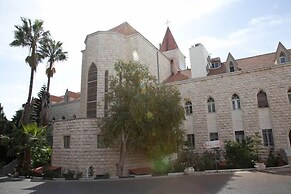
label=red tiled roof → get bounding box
[160,27,179,52]
[164,70,190,83]
[50,95,63,103]
[207,63,226,76]
[109,22,139,36]
[67,91,81,99]
[207,49,291,76]
[236,52,275,70]
[50,90,80,104]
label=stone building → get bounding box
[51,22,291,176]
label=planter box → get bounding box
[254,163,266,171]
[184,167,195,175]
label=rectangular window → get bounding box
[187,134,195,149]
[64,136,70,149]
[235,131,245,143]
[210,132,218,141]
[97,135,107,148]
[279,57,286,64]
[262,129,274,147]
[288,92,291,104]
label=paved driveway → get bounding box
[0,171,291,194]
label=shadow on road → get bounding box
[22,173,240,194]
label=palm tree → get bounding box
[39,38,67,94]
[10,17,49,124]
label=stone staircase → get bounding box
[0,159,18,176]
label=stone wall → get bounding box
[80,31,172,118]
[50,100,80,121]
[51,118,151,177]
[172,63,291,156]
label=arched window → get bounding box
[87,63,97,118]
[288,88,291,104]
[185,101,193,115]
[207,97,216,113]
[229,61,235,72]
[257,90,269,108]
[279,52,286,64]
[62,116,66,120]
[232,94,241,110]
[105,70,109,92]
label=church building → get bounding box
[50,22,291,176]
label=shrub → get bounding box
[266,148,288,167]
[224,138,256,169]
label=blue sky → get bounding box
[0,0,291,119]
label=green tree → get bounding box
[10,17,50,124]
[39,38,68,94]
[39,38,67,126]
[0,103,12,167]
[224,137,257,168]
[99,61,185,176]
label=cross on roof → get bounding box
[165,20,171,27]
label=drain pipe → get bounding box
[156,51,160,84]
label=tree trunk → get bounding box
[21,67,35,125]
[21,103,31,125]
[116,130,128,177]
[27,66,34,104]
[47,74,51,94]
[22,147,31,175]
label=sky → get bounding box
[0,0,291,120]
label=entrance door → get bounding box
[289,130,291,146]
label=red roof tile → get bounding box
[50,95,63,103]
[207,49,291,76]
[160,27,179,52]
[164,70,190,83]
[108,22,139,36]
[67,91,81,99]
[207,63,226,76]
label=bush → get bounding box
[63,169,82,180]
[224,138,256,169]
[169,149,219,172]
[266,148,288,167]
[153,157,171,175]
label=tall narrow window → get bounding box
[105,70,109,92]
[232,94,241,110]
[64,136,70,149]
[257,90,269,108]
[279,52,286,64]
[229,61,235,72]
[262,129,274,147]
[187,134,195,149]
[104,70,109,117]
[87,63,97,118]
[207,97,216,113]
[235,131,245,143]
[104,94,109,117]
[185,101,193,115]
[288,88,291,104]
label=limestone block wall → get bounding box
[51,118,151,177]
[50,100,80,121]
[80,31,172,118]
[126,34,172,82]
[171,63,291,154]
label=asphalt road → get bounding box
[1,171,291,194]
